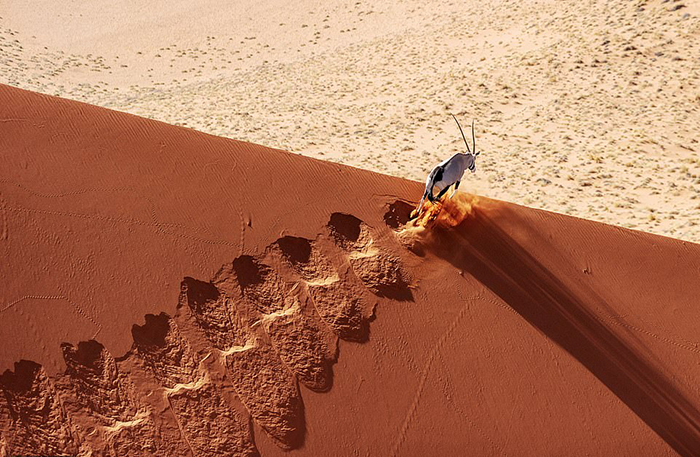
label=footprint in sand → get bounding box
[273,235,372,342]
[0,211,413,455]
[257,293,338,392]
[131,313,257,457]
[327,212,412,301]
[223,337,305,450]
[180,275,306,450]
[179,277,249,351]
[225,253,338,394]
[59,340,171,456]
[0,360,83,456]
[230,255,296,315]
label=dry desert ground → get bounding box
[3,1,700,456]
[2,0,699,240]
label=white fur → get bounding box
[414,116,480,217]
[415,153,476,214]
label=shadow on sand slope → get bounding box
[423,204,700,457]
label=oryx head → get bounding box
[451,114,480,172]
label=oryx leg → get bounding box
[435,183,452,201]
[412,187,432,218]
[427,167,444,203]
[427,187,438,202]
[449,180,461,198]
[415,192,428,215]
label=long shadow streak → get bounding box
[429,209,700,456]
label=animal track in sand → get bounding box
[223,337,305,450]
[1,212,411,455]
[259,294,338,392]
[61,340,141,422]
[221,250,339,393]
[328,212,412,301]
[273,235,372,342]
[383,201,415,230]
[131,313,200,389]
[0,360,83,456]
[180,274,305,450]
[231,255,296,315]
[180,277,248,350]
[165,381,259,457]
[132,313,257,456]
[58,340,177,456]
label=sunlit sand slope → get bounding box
[2,85,700,455]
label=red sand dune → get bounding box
[2,83,700,456]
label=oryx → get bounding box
[412,115,481,217]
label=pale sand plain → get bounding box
[1,0,699,241]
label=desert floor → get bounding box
[2,0,699,241]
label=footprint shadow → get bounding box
[328,212,413,302]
